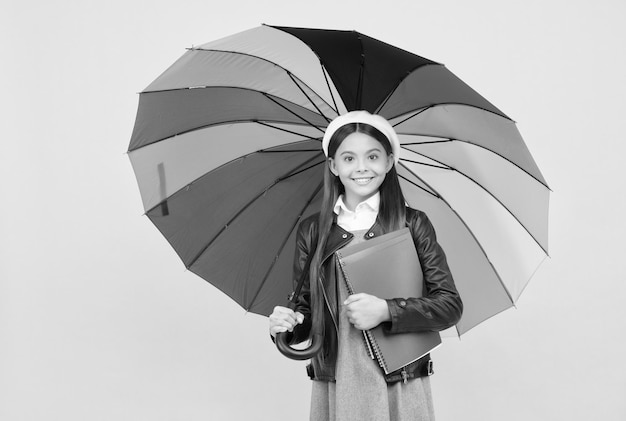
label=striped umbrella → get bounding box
[128,25,549,336]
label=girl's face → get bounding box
[329,132,394,210]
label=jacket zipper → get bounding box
[319,233,353,332]
[401,367,409,384]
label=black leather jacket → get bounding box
[289,207,463,383]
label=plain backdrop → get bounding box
[2,0,625,420]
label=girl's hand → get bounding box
[343,293,391,330]
[269,306,305,338]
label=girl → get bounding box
[269,111,463,421]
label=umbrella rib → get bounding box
[401,133,550,189]
[400,157,450,171]
[262,93,327,134]
[375,64,512,121]
[186,155,326,270]
[130,86,328,152]
[398,161,517,307]
[267,157,326,180]
[389,104,516,133]
[185,47,339,116]
[286,72,332,123]
[390,106,434,130]
[397,130,549,190]
[143,138,321,217]
[375,63,442,114]
[401,139,455,146]
[397,173,440,198]
[260,149,322,153]
[255,121,321,141]
[244,179,325,311]
[135,117,313,152]
[355,33,365,110]
[400,148,549,256]
[456,250,548,335]
[320,63,340,114]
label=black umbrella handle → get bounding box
[275,331,323,360]
[274,299,323,360]
[275,238,322,360]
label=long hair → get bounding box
[307,122,406,346]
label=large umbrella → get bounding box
[128,25,549,339]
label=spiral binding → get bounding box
[336,251,389,373]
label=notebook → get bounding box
[336,228,441,374]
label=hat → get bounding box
[321,111,401,164]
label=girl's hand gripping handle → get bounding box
[272,302,323,361]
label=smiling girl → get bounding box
[269,111,462,421]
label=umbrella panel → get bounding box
[400,160,547,306]
[144,48,338,121]
[397,170,513,334]
[129,88,328,151]
[190,173,324,315]
[378,64,506,119]
[129,122,324,212]
[147,141,325,315]
[401,140,549,252]
[392,106,547,187]
[273,26,436,113]
[197,25,347,115]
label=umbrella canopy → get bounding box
[128,25,549,336]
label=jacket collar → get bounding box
[322,217,385,263]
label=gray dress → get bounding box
[310,230,436,421]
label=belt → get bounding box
[385,357,435,384]
[306,356,434,384]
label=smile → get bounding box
[352,177,374,185]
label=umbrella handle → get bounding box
[276,247,322,360]
[275,331,323,360]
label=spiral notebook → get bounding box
[336,228,441,374]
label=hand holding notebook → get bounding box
[336,227,441,374]
[343,292,392,331]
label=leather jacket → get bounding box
[288,207,463,383]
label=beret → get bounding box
[322,111,400,164]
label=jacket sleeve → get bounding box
[384,209,463,334]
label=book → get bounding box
[336,228,441,374]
